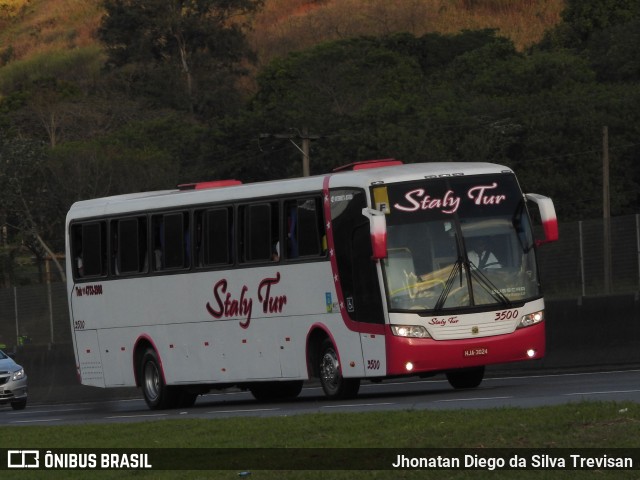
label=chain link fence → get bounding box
[538,214,640,298]
[0,283,70,350]
[0,214,638,350]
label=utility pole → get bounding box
[603,125,612,294]
[260,128,320,177]
[301,126,310,177]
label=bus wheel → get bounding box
[249,381,304,402]
[318,339,360,399]
[446,366,485,389]
[141,349,176,409]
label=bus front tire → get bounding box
[318,339,360,399]
[446,366,485,389]
[141,349,177,409]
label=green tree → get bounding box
[541,0,640,49]
[247,36,426,175]
[240,28,640,221]
[0,47,105,145]
[562,0,640,43]
[0,136,66,282]
[99,0,264,119]
[583,18,640,82]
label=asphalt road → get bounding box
[2,368,639,426]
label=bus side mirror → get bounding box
[362,208,387,260]
[525,193,558,245]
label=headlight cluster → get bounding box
[390,325,431,338]
[12,368,25,381]
[517,310,544,329]
[391,311,544,338]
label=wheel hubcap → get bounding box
[320,349,340,391]
[144,361,160,401]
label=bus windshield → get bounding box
[380,173,539,312]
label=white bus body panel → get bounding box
[359,332,387,377]
[69,261,366,387]
[74,330,105,387]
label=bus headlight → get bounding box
[390,325,431,338]
[517,310,544,329]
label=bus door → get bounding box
[69,221,109,387]
[330,188,387,377]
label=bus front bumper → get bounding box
[385,322,545,376]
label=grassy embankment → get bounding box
[1,401,639,479]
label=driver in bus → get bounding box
[467,237,501,270]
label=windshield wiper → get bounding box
[468,263,512,307]
[433,257,464,311]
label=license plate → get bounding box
[464,348,488,357]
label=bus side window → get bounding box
[113,217,147,275]
[71,225,83,277]
[71,222,106,278]
[240,203,277,263]
[284,197,323,259]
[195,207,232,267]
[152,212,189,270]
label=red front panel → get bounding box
[385,322,545,376]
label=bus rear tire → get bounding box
[141,349,177,409]
[318,339,360,399]
[249,381,304,402]
[446,366,485,389]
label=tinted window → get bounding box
[152,212,189,270]
[284,198,324,259]
[114,217,147,274]
[71,222,107,279]
[330,188,384,324]
[195,207,232,266]
[241,203,278,263]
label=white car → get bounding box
[0,349,27,410]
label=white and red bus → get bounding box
[65,160,558,409]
